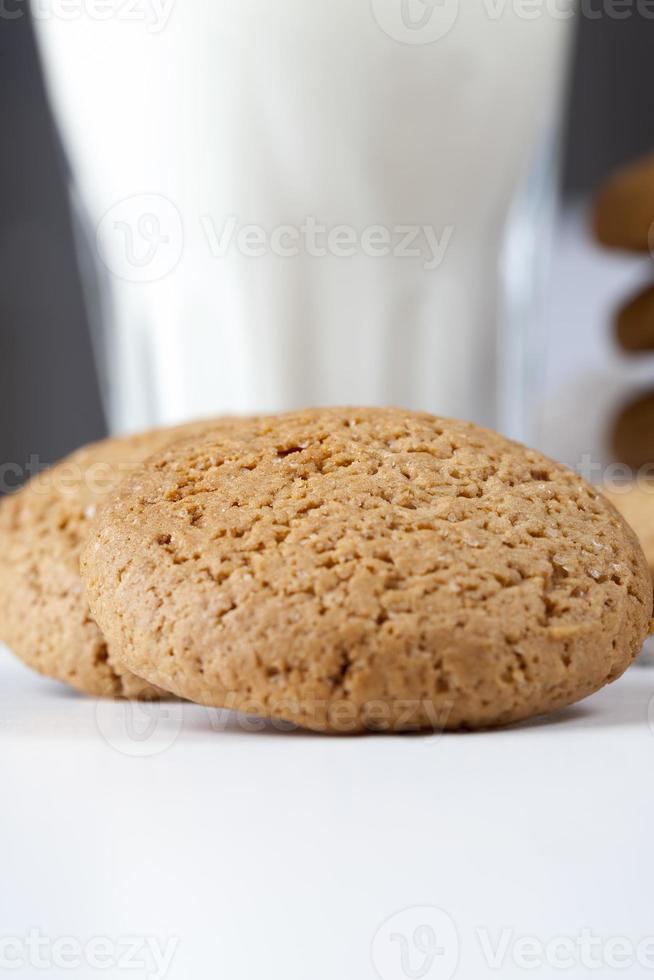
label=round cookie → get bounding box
[81,408,652,732]
[603,481,654,580]
[0,421,235,697]
[594,154,654,252]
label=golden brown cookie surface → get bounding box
[0,421,236,697]
[81,408,652,731]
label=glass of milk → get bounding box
[32,0,575,438]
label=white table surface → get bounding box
[2,645,654,980]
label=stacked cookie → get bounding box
[2,408,651,732]
[0,420,231,698]
[594,156,654,582]
[594,154,654,468]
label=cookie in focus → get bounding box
[81,408,653,731]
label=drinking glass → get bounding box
[32,0,575,440]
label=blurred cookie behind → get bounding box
[594,154,654,473]
[615,284,654,353]
[594,153,654,252]
[611,390,654,471]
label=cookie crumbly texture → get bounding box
[0,422,235,698]
[594,153,654,252]
[603,481,654,580]
[81,408,653,732]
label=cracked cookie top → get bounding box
[81,407,652,730]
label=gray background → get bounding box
[1,10,653,479]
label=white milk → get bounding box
[32,0,573,433]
